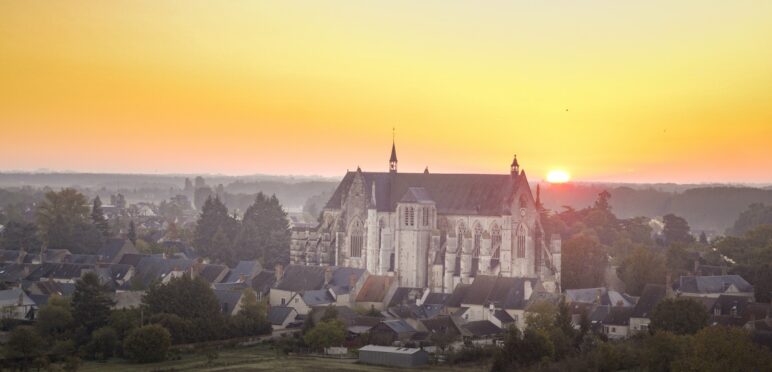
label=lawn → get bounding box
[79,345,485,371]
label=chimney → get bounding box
[524,280,533,300]
[324,266,333,286]
[595,288,602,304]
[275,264,284,283]
[239,274,247,283]
[17,291,23,306]
[489,303,495,313]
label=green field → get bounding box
[79,345,485,371]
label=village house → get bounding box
[629,284,667,334]
[676,275,754,299]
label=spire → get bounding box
[510,155,520,176]
[536,184,541,205]
[389,129,398,173]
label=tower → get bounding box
[510,155,520,176]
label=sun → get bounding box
[546,170,571,183]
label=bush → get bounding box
[123,324,172,363]
[83,326,118,360]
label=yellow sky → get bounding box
[1,1,771,182]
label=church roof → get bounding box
[325,171,525,216]
[399,187,433,203]
[390,142,398,162]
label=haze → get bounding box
[1,1,771,183]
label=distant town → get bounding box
[0,147,770,370]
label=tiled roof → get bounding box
[356,275,394,303]
[325,171,525,216]
[678,275,753,294]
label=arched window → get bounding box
[350,220,363,257]
[404,206,415,227]
[389,252,395,272]
[457,222,466,252]
[516,225,527,258]
[491,224,501,260]
[472,224,482,275]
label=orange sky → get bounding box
[1,1,771,183]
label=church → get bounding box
[290,142,561,294]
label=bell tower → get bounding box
[510,155,520,176]
[389,131,398,173]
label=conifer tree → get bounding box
[91,196,110,238]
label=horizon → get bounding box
[2,1,772,183]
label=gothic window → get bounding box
[404,206,416,227]
[389,253,395,272]
[409,207,415,226]
[473,224,482,257]
[350,220,363,257]
[404,207,409,226]
[422,207,430,226]
[457,222,466,252]
[517,225,526,258]
[491,224,501,260]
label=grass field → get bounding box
[79,345,486,371]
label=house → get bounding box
[355,275,396,311]
[213,289,245,316]
[0,249,28,264]
[602,307,633,339]
[191,261,229,284]
[250,270,277,301]
[677,275,754,299]
[222,260,262,284]
[420,315,462,342]
[447,275,539,330]
[269,265,365,314]
[0,288,36,320]
[629,284,667,334]
[130,256,194,288]
[0,263,32,287]
[358,345,429,368]
[267,306,299,330]
[369,319,417,346]
[24,249,72,264]
[565,287,636,307]
[460,320,506,344]
[97,239,139,264]
[25,263,93,283]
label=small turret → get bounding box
[389,141,398,173]
[510,155,520,176]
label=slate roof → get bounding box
[462,320,505,337]
[213,289,243,315]
[132,256,194,287]
[223,260,262,283]
[198,264,229,284]
[325,171,526,216]
[0,263,31,283]
[387,287,424,308]
[65,254,100,265]
[275,265,327,291]
[603,307,633,326]
[399,187,434,203]
[118,253,147,267]
[98,239,133,262]
[565,287,635,307]
[678,275,753,294]
[0,288,35,307]
[494,310,516,324]
[712,295,750,316]
[457,275,537,310]
[356,275,395,303]
[328,266,366,294]
[0,250,26,263]
[24,249,71,263]
[251,270,276,295]
[589,305,611,324]
[379,319,417,335]
[26,263,91,281]
[301,289,335,306]
[631,284,666,318]
[421,316,461,336]
[267,306,297,325]
[445,284,471,307]
[424,292,451,305]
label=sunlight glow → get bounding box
[547,170,571,183]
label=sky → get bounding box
[1,1,771,183]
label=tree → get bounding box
[143,274,224,342]
[561,235,608,290]
[0,220,42,252]
[71,272,114,342]
[193,196,237,263]
[234,193,290,267]
[594,190,612,212]
[640,331,688,372]
[35,295,74,340]
[227,289,271,338]
[127,220,137,245]
[91,196,110,238]
[618,246,666,296]
[84,326,118,360]
[492,327,555,371]
[303,319,346,352]
[730,203,772,236]
[662,214,695,245]
[650,297,708,335]
[123,325,171,363]
[4,326,44,368]
[675,326,772,372]
[37,189,103,253]
[525,300,557,333]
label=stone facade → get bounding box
[290,146,561,293]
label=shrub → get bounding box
[123,324,172,363]
[83,326,118,360]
